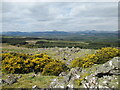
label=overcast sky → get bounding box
[2,2,118,32]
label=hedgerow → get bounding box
[71,47,119,68]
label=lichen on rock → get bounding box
[50,57,120,89]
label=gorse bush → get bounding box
[2,47,119,75]
[2,53,68,75]
[2,53,31,73]
[71,47,119,68]
[70,57,84,68]
[42,60,68,76]
[95,47,119,64]
[30,54,53,73]
[82,54,99,68]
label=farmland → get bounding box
[2,31,119,49]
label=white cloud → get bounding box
[2,2,118,32]
[2,0,119,2]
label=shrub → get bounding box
[70,57,84,68]
[82,54,98,68]
[70,54,98,68]
[2,53,52,73]
[2,52,68,75]
[2,56,25,73]
[95,47,119,64]
[30,57,53,73]
[71,47,119,68]
[2,53,32,73]
[42,60,68,76]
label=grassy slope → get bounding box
[1,44,96,88]
[2,43,95,61]
[2,73,57,88]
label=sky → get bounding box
[2,2,118,32]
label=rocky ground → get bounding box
[37,47,96,66]
[1,46,119,89]
[50,57,120,89]
[1,57,119,89]
[3,56,117,89]
[2,46,96,66]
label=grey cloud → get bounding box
[71,2,117,17]
[2,2,118,32]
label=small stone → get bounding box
[32,85,40,89]
[99,85,103,88]
[75,74,80,79]
[109,61,113,66]
[31,74,37,78]
[32,85,37,88]
[60,85,64,88]
[67,83,74,88]
[0,79,6,84]
[8,78,17,85]
[52,79,57,82]
[0,79,2,84]
[59,72,67,77]
[17,75,22,79]
[103,81,108,84]
[116,82,118,84]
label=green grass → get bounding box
[2,73,57,88]
[2,44,96,60]
[1,45,96,88]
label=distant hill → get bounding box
[2,31,69,36]
[1,30,119,49]
[2,30,117,37]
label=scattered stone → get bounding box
[31,74,37,78]
[59,72,67,77]
[0,79,6,84]
[2,75,22,85]
[50,57,120,89]
[17,75,22,79]
[32,85,40,90]
[8,78,17,85]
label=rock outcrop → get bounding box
[50,57,120,89]
[0,74,22,85]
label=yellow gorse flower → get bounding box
[2,52,68,75]
[71,47,119,68]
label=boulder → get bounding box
[50,67,82,88]
[81,57,120,89]
[50,57,120,89]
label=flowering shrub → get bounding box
[70,57,84,68]
[2,53,31,73]
[71,47,119,68]
[2,53,68,75]
[42,60,68,76]
[95,47,119,64]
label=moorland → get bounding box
[1,30,120,89]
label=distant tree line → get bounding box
[2,36,119,49]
